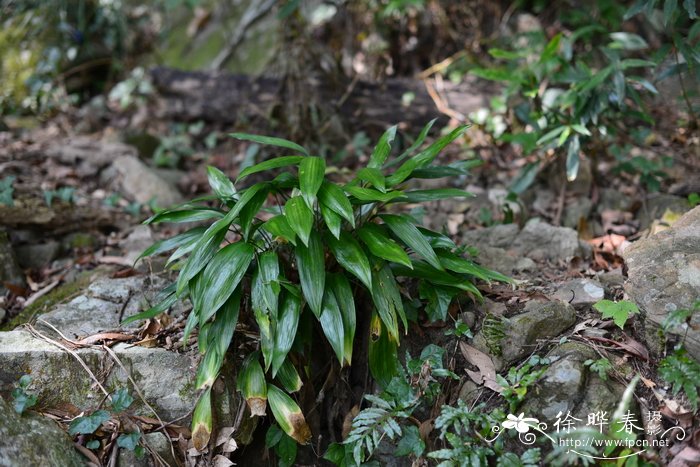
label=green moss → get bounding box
[2,272,93,330]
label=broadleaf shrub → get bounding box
[130,121,510,448]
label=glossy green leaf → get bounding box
[195,346,224,389]
[137,226,206,263]
[379,214,443,270]
[396,260,482,296]
[319,291,345,365]
[327,273,355,366]
[299,157,326,206]
[419,282,457,322]
[230,133,309,156]
[191,388,213,451]
[418,227,457,250]
[371,263,404,341]
[176,228,227,296]
[437,250,510,283]
[320,203,342,239]
[206,288,241,356]
[368,125,397,169]
[566,135,580,182]
[295,231,325,317]
[272,293,301,376]
[198,242,254,322]
[276,359,303,393]
[326,232,372,290]
[255,307,275,372]
[252,251,280,317]
[392,188,473,203]
[263,215,297,245]
[207,166,236,199]
[357,168,386,192]
[318,182,355,226]
[121,289,178,325]
[238,185,269,240]
[267,384,312,444]
[385,118,437,169]
[144,208,224,225]
[344,186,404,203]
[236,156,305,181]
[357,224,412,269]
[368,313,399,388]
[284,196,314,246]
[237,353,268,417]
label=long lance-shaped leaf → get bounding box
[295,231,325,317]
[390,188,474,203]
[197,242,254,323]
[267,384,312,444]
[436,250,512,283]
[394,260,483,296]
[284,196,313,247]
[237,353,268,417]
[379,214,443,270]
[319,291,345,365]
[263,215,297,245]
[137,226,206,264]
[252,251,281,318]
[299,156,326,207]
[272,293,301,376]
[318,182,355,226]
[358,224,412,269]
[206,166,236,199]
[236,156,305,181]
[275,359,303,393]
[326,232,372,290]
[254,307,275,372]
[368,125,397,168]
[320,203,342,239]
[371,263,404,342]
[384,118,437,169]
[144,207,224,225]
[344,186,404,204]
[356,168,386,192]
[238,185,270,240]
[182,309,199,348]
[195,346,224,389]
[206,288,241,356]
[121,289,178,326]
[328,273,355,366]
[368,313,399,388]
[230,133,309,156]
[192,388,213,451]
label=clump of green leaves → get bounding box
[12,374,38,414]
[659,349,700,410]
[585,357,613,381]
[498,355,550,413]
[0,176,15,206]
[131,121,509,449]
[43,186,75,207]
[593,299,640,329]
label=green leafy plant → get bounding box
[0,176,15,206]
[497,355,550,412]
[593,299,640,329]
[585,357,613,381]
[130,121,510,450]
[688,193,700,207]
[11,374,38,414]
[659,348,700,410]
[43,186,75,207]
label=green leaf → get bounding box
[68,410,111,436]
[207,289,241,356]
[395,425,425,457]
[299,157,326,206]
[276,359,303,393]
[371,263,405,341]
[137,226,206,263]
[238,185,270,240]
[540,33,562,62]
[566,135,580,182]
[326,232,373,290]
[620,58,657,69]
[609,32,648,50]
[144,208,224,225]
[470,67,516,82]
[395,260,482,295]
[392,188,473,203]
[344,186,404,203]
[578,65,614,93]
[263,215,297,245]
[419,282,456,322]
[267,384,311,444]
[593,300,640,329]
[272,293,301,376]
[357,168,386,192]
[197,242,254,322]
[206,166,236,199]
[327,273,356,366]
[121,289,178,325]
[284,196,314,246]
[379,214,443,270]
[117,432,141,451]
[318,182,355,226]
[319,291,345,365]
[368,125,397,169]
[295,231,325,317]
[536,126,567,145]
[684,0,697,18]
[368,313,399,388]
[664,0,678,26]
[230,133,309,156]
[320,203,342,239]
[385,118,437,169]
[236,156,305,181]
[110,388,134,412]
[255,307,276,373]
[252,251,280,317]
[176,229,227,296]
[358,224,412,269]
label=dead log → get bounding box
[150,67,496,130]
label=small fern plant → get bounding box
[126,120,509,449]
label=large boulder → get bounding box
[47,136,137,177]
[0,396,85,466]
[623,206,700,360]
[107,155,184,208]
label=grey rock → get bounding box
[110,155,183,208]
[118,431,176,467]
[0,396,85,466]
[472,245,536,275]
[461,224,520,249]
[511,219,582,262]
[623,206,700,361]
[457,379,480,406]
[47,136,136,176]
[15,240,62,269]
[473,300,577,369]
[563,198,593,229]
[0,231,25,296]
[551,279,605,307]
[597,188,631,215]
[597,270,625,294]
[638,193,692,231]
[121,225,154,265]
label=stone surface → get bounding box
[0,396,85,466]
[0,230,25,295]
[473,300,577,369]
[551,279,605,307]
[623,206,700,361]
[47,136,136,177]
[511,219,583,262]
[563,198,593,229]
[471,245,536,275]
[15,240,62,269]
[461,224,520,249]
[121,225,155,266]
[638,193,692,231]
[109,155,183,208]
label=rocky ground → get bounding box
[0,87,699,466]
